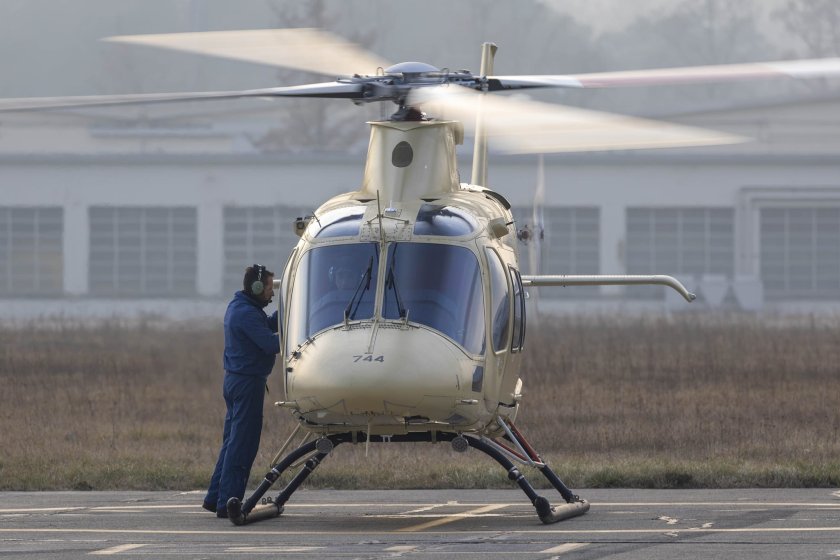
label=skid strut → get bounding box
[227,435,342,525]
[489,420,590,523]
[227,430,588,526]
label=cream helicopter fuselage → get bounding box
[280,120,524,437]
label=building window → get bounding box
[761,207,840,300]
[223,206,309,295]
[88,207,197,297]
[511,207,600,298]
[0,207,63,295]
[626,207,734,299]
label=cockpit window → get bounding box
[413,204,478,237]
[311,207,365,238]
[383,243,485,355]
[485,248,510,352]
[287,243,379,351]
[509,267,526,353]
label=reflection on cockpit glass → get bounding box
[383,243,485,355]
[287,242,379,352]
[312,207,366,238]
[413,204,477,236]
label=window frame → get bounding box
[508,266,526,353]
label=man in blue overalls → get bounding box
[203,264,280,518]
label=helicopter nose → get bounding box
[286,324,477,420]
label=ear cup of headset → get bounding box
[250,264,265,295]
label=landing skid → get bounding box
[227,428,589,526]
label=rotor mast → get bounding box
[471,42,497,188]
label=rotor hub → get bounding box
[384,61,441,75]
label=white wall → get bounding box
[2,153,839,299]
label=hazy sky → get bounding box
[545,0,677,31]
[545,0,788,35]
[0,0,819,95]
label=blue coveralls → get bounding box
[204,291,280,514]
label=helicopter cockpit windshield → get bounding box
[413,204,478,236]
[287,243,379,350]
[311,207,366,238]
[287,242,485,356]
[383,243,485,355]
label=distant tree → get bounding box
[249,0,378,154]
[774,0,840,57]
[251,0,604,154]
[592,0,780,115]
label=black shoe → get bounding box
[216,508,228,519]
[202,501,217,513]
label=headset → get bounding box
[250,263,266,296]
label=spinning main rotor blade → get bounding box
[489,58,840,90]
[105,28,392,78]
[409,86,746,154]
[3,26,839,118]
[0,82,364,112]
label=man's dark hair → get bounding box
[243,264,275,294]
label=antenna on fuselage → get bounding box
[470,42,497,188]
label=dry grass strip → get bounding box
[2,314,839,490]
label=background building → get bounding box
[2,92,839,313]
[2,0,839,315]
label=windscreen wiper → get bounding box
[344,256,374,323]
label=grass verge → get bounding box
[2,314,839,490]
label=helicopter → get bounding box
[4,28,840,526]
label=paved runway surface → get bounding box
[2,488,840,559]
